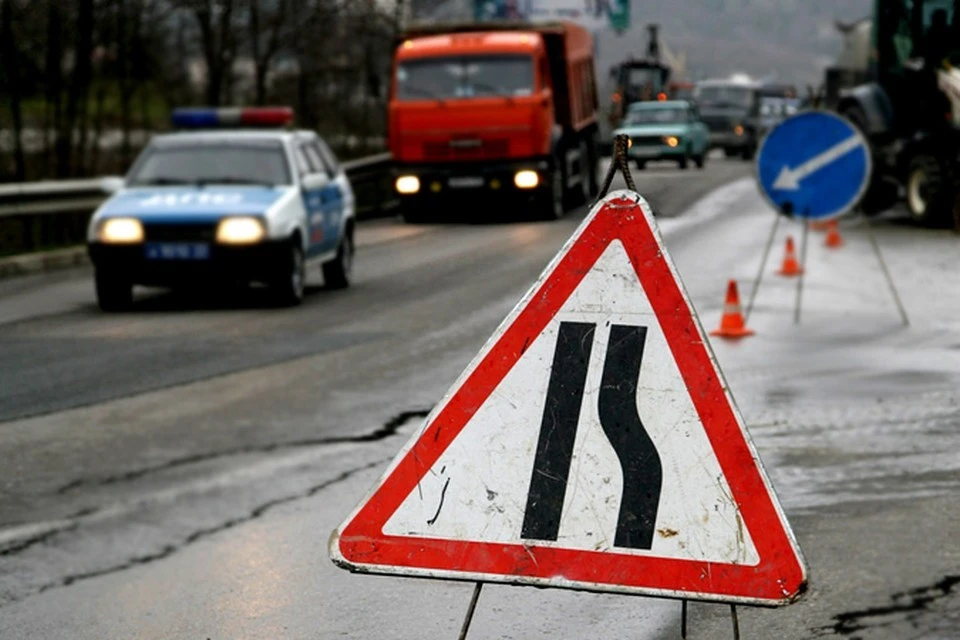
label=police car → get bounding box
[86,107,356,311]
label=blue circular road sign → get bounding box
[756,110,871,220]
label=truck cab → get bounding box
[388,22,600,222]
[832,0,960,224]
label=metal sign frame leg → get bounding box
[744,214,781,322]
[860,214,910,327]
[457,582,484,640]
[794,221,809,325]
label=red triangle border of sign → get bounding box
[332,192,807,606]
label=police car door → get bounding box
[314,138,354,223]
[296,141,342,259]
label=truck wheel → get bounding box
[678,155,689,170]
[399,203,429,224]
[537,168,565,220]
[695,152,706,169]
[272,239,305,306]
[322,230,354,289]
[573,140,595,205]
[906,154,954,227]
[95,271,133,312]
[635,160,647,171]
[586,135,600,197]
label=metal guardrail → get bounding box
[0,152,396,257]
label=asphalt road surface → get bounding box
[2,155,959,639]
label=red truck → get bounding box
[388,21,601,221]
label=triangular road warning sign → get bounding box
[330,191,807,605]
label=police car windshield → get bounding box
[127,141,291,187]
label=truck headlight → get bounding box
[98,217,144,244]
[396,175,420,194]
[514,170,539,189]
[216,217,265,244]
[734,124,745,136]
[663,136,680,148]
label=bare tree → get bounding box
[57,0,95,177]
[0,0,26,180]
[248,0,289,105]
[180,0,238,105]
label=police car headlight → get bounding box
[216,217,265,244]
[98,218,144,244]
[396,175,420,194]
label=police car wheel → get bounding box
[95,271,133,312]
[272,241,305,306]
[323,231,353,289]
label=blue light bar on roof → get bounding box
[170,107,294,128]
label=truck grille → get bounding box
[702,115,733,132]
[423,138,510,160]
[143,223,217,242]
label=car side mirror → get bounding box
[101,176,125,194]
[301,173,330,191]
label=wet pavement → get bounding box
[2,159,959,638]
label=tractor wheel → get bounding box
[906,154,955,227]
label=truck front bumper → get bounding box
[393,159,553,211]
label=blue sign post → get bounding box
[756,111,871,220]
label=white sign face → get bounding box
[383,239,758,566]
[332,191,806,605]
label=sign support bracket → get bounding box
[457,582,484,640]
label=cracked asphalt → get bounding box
[2,156,959,638]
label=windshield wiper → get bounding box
[470,82,516,102]
[135,177,195,186]
[402,85,446,103]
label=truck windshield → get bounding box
[624,108,687,125]
[621,67,664,102]
[879,0,960,72]
[697,86,755,110]
[127,141,292,187]
[396,55,535,101]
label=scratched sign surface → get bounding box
[330,191,807,605]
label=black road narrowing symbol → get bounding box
[521,322,663,550]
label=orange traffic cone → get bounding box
[824,219,844,248]
[710,280,755,339]
[777,235,804,276]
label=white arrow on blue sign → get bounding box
[756,110,871,220]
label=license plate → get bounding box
[448,176,485,189]
[144,242,211,261]
[631,147,659,158]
